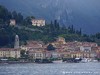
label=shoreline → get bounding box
[0,61,99,64]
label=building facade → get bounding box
[0,48,20,58]
[29,49,46,59]
[31,19,45,26]
[10,19,16,26]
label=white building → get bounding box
[80,46,91,52]
[0,48,20,58]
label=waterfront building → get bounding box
[50,51,61,59]
[59,52,71,58]
[0,48,20,58]
[29,49,46,59]
[31,19,45,26]
[45,51,52,58]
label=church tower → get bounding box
[14,35,19,49]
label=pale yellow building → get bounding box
[0,48,20,58]
[31,19,45,26]
[10,19,16,26]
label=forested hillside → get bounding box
[0,5,100,48]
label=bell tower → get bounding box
[14,35,19,49]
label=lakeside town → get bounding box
[0,19,100,63]
[0,18,100,64]
[0,35,100,63]
[0,1,100,75]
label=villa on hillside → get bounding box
[31,19,45,26]
[10,19,16,26]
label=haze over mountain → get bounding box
[0,0,100,34]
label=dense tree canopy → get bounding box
[47,44,55,51]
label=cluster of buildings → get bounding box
[0,35,100,61]
[21,37,100,60]
[10,19,45,26]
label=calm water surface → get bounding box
[0,62,100,75]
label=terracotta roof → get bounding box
[0,48,20,51]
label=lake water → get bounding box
[0,62,100,75]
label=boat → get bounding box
[80,58,91,63]
[92,59,98,62]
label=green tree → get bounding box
[12,11,17,19]
[20,50,28,58]
[47,44,56,51]
[17,13,23,24]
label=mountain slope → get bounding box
[0,0,100,34]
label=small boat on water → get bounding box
[80,58,92,63]
[52,60,63,63]
[92,60,98,62]
[81,58,88,63]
